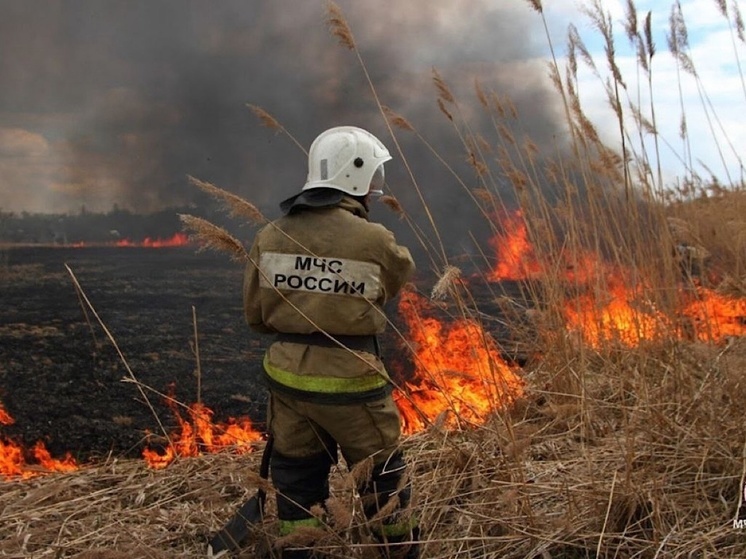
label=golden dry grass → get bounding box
[2,338,746,557]
[667,190,746,288]
[3,1,746,557]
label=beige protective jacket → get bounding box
[243,196,415,397]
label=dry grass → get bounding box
[3,1,746,558]
[667,190,746,286]
[2,339,746,557]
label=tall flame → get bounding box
[142,399,263,469]
[487,211,541,281]
[487,210,746,348]
[393,290,525,434]
[563,280,669,348]
[682,287,746,342]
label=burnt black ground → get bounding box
[0,246,270,462]
[0,245,531,465]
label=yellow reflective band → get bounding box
[373,517,419,538]
[263,355,389,394]
[278,517,323,536]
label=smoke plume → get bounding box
[0,0,567,258]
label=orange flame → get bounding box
[486,211,746,348]
[1,401,79,480]
[562,280,669,348]
[65,232,192,248]
[0,402,13,426]
[681,287,746,343]
[142,400,263,469]
[486,211,602,285]
[393,290,525,434]
[487,211,542,281]
[115,232,191,248]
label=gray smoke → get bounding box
[0,0,567,260]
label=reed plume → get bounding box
[379,195,405,218]
[326,1,355,50]
[432,68,455,104]
[247,104,307,155]
[525,0,543,14]
[383,106,415,132]
[178,214,249,262]
[187,175,266,225]
[247,104,282,131]
[431,265,462,301]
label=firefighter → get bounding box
[243,126,419,559]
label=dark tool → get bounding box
[207,435,274,558]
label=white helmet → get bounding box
[303,126,392,197]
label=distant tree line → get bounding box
[0,204,232,245]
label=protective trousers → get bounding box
[268,391,419,559]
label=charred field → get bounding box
[0,245,271,462]
[0,245,526,465]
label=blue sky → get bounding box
[542,0,746,190]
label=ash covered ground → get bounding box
[0,246,276,462]
[0,245,529,465]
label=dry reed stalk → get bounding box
[247,103,282,131]
[326,1,355,50]
[179,214,249,262]
[437,98,453,121]
[382,106,414,132]
[431,265,462,301]
[322,0,452,271]
[247,104,307,155]
[475,78,489,109]
[525,0,543,14]
[64,265,173,448]
[3,342,746,558]
[432,68,455,105]
[186,175,266,225]
[379,194,405,218]
[735,3,746,42]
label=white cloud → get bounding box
[542,0,746,188]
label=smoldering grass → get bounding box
[179,214,249,262]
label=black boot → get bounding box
[281,548,312,559]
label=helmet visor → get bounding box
[369,164,385,196]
